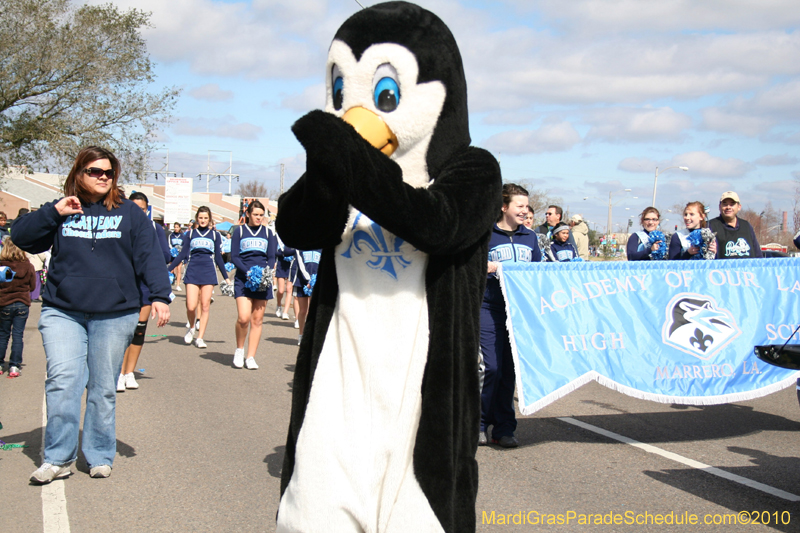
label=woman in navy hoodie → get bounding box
[13,146,171,484]
[480,183,541,449]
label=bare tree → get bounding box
[514,180,564,226]
[236,180,269,198]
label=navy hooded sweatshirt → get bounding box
[484,224,542,311]
[11,199,173,313]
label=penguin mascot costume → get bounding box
[276,2,502,532]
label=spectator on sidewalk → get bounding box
[0,238,36,378]
[569,214,590,260]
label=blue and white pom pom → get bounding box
[303,274,317,296]
[648,230,667,260]
[169,273,175,285]
[170,247,180,258]
[245,266,264,291]
[537,234,555,262]
[570,257,584,262]
[224,262,235,272]
[688,228,717,260]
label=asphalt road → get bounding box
[2,293,799,532]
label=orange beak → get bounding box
[341,107,398,157]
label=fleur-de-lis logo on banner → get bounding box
[342,220,411,280]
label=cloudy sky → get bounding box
[95,0,800,232]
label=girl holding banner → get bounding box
[480,183,542,448]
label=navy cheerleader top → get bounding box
[168,227,227,278]
[285,246,322,286]
[230,224,278,276]
[169,231,184,250]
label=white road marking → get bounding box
[41,392,71,532]
[558,416,800,502]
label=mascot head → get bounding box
[325,1,470,183]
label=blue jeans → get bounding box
[0,302,30,367]
[38,306,138,467]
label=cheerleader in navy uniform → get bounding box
[668,201,717,260]
[287,246,321,345]
[274,232,294,321]
[168,222,184,291]
[627,207,663,261]
[168,206,229,348]
[230,200,277,369]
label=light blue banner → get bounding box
[499,258,800,414]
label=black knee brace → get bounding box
[131,321,148,346]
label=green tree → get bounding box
[0,0,179,180]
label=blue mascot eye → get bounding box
[333,76,344,110]
[374,77,400,112]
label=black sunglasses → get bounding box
[83,167,115,179]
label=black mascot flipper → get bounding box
[276,3,501,532]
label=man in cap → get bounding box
[569,214,590,260]
[708,191,762,258]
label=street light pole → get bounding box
[652,166,689,207]
[607,188,632,237]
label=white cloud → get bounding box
[482,121,581,155]
[171,116,264,140]
[481,111,538,126]
[189,83,234,102]
[91,0,346,79]
[618,157,657,173]
[671,151,753,179]
[514,0,800,33]
[280,83,325,113]
[700,79,800,136]
[585,106,692,143]
[700,107,776,137]
[753,154,800,166]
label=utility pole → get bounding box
[196,150,239,194]
[280,163,285,196]
[141,149,177,182]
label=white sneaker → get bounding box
[194,319,200,331]
[281,312,289,320]
[298,334,303,345]
[185,321,190,328]
[116,374,126,392]
[195,338,207,349]
[124,372,138,389]
[233,348,244,368]
[276,307,282,318]
[184,328,194,344]
[294,320,299,329]
[245,357,259,370]
[174,286,182,292]
[89,465,112,478]
[30,463,73,484]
